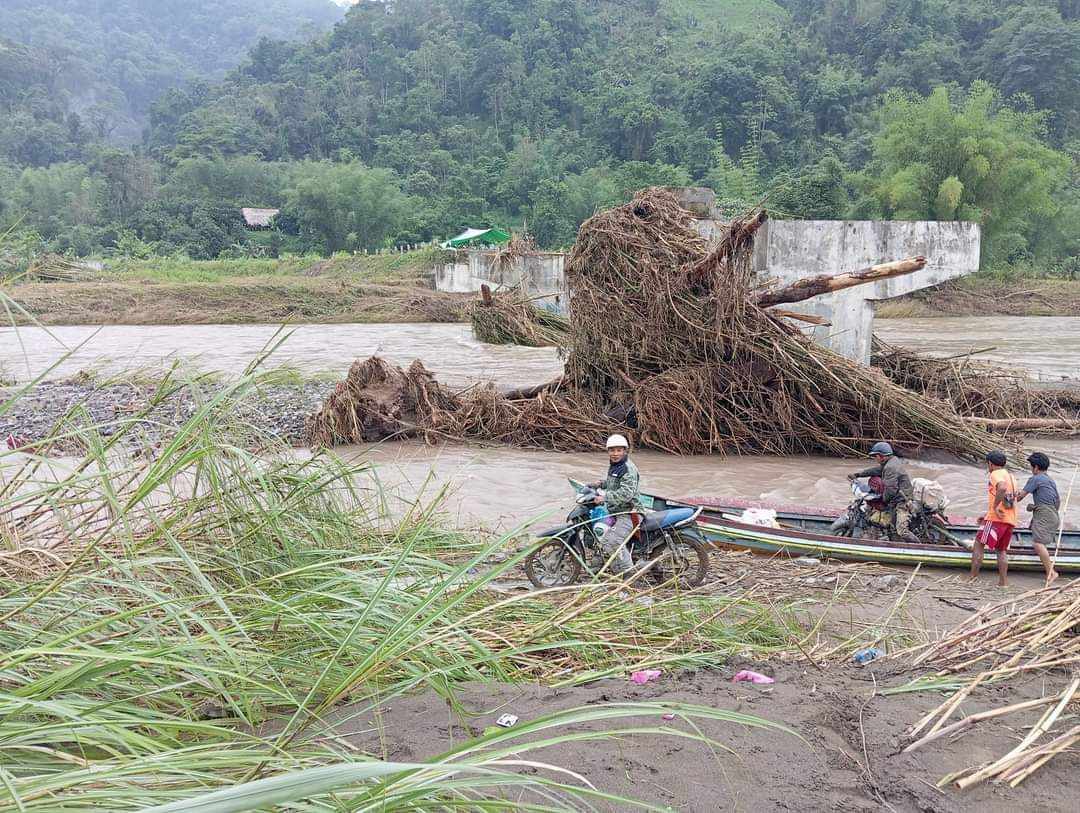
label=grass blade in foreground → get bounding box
[0,366,802,810]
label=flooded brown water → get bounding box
[347,439,1080,533]
[875,316,1080,381]
[0,323,563,388]
[3,317,1076,386]
[5,319,1079,533]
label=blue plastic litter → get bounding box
[853,647,883,665]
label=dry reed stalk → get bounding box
[898,580,1080,789]
[952,676,1079,789]
[902,693,1065,754]
[25,253,94,282]
[871,338,1080,425]
[1001,724,1080,786]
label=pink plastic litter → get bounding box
[732,670,775,685]
[661,713,676,721]
[630,669,662,685]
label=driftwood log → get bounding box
[752,257,927,308]
[964,417,1080,432]
[500,378,565,400]
[766,309,831,326]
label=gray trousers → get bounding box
[600,512,635,574]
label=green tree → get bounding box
[977,5,1080,139]
[769,155,849,219]
[610,161,691,200]
[528,178,577,249]
[133,198,248,259]
[8,163,104,240]
[164,156,288,207]
[865,83,1073,263]
[279,161,412,253]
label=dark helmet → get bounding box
[1027,452,1051,471]
[868,441,894,457]
[985,450,1008,467]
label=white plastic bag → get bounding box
[739,507,780,528]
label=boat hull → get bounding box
[641,493,1080,574]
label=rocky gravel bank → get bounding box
[2,379,331,454]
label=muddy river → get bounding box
[4,318,1078,532]
[0,323,563,388]
[3,316,1077,385]
[874,316,1080,381]
[345,439,1080,533]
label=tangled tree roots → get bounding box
[311,188,1004,458]
[306,356,611,450]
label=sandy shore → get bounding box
[322,555,1075,811]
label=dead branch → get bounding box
[753,257,927,308]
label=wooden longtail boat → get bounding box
[641,493,1080,574]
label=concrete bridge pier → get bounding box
[676,188,982,364]
[746,219,981,364]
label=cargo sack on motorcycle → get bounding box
[912,478,949,512]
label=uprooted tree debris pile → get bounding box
[871,339,1080,432]
[470,285,571,348]
[466,299,1080,434]
[307,188,1002,457]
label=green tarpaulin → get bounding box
[440,227,511,249]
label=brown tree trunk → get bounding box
[767,309,831,326]
[964,417,1080,432]
[753,257,927,308]
[500,377,565,400]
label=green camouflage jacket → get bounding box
[600,459,642,513]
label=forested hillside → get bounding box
[0,0,344,151]
[2,0,1079,272]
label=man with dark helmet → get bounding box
[848,441,920,544]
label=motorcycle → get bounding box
[524,484,710,589]
[828,476,952,544]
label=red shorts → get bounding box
[976,520,1015,552]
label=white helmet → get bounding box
[605,434,629,449]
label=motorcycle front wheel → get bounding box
[525,539,583,588]
[644,531,709,589]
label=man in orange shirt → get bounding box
[968,450,1019,587]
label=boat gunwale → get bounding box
[653,494,1080,558]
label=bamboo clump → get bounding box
[309,188,1004,457]
[898,579,1080,789]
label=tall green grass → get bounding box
[0,364,800,809]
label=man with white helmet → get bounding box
[848,441,920,544]
[586,433,641,576]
